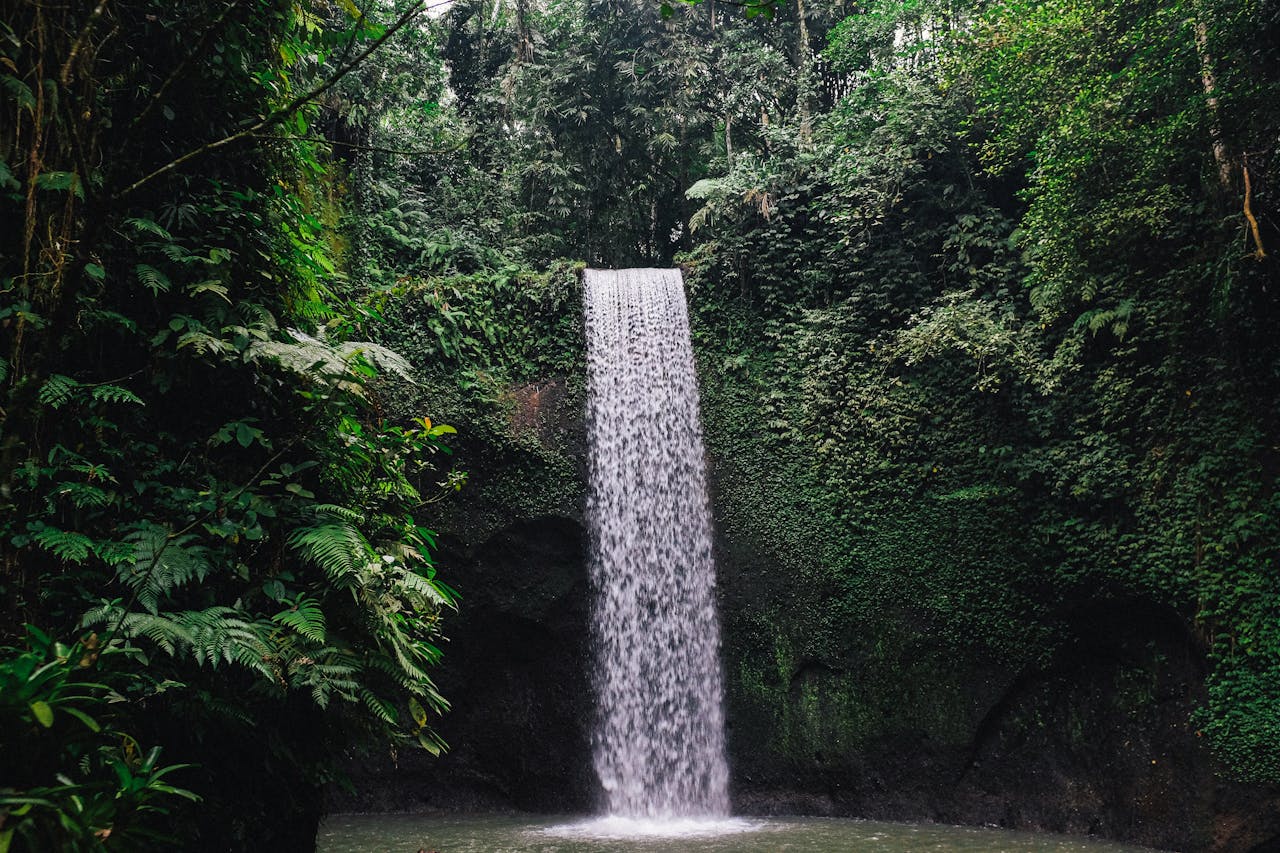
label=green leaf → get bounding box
[187,280,231,302]
[84,262,106,281]
[29,700,54,728]
[408,695,428,728]
[271,597,326,642]
[60,706,101,732]
[417,729,442,755]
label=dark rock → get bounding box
[329,515,595,815]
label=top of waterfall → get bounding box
[583,267,682,275]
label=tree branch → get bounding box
[1243,154,1267,260]
[59,0,109,85]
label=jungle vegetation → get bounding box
[1,0,1277,849]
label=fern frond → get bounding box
[120,527,211,614]
[338,341,416,381]
[39,374,80,409]
[359,688,398,725]
[95,611,194,656]
[160,241,190,262]
[135,263,172,294]
[94,539,134,566]
[311,504,365,524]
[122,217,173,240]
[91,384,144,406]
[247,332,347,378]
[290,522,371,585]
[181,607,275,678]
[272,597,326,643]
[394,569,451,608]
[32,525,94,562]
[56,481,115,509]
[177,330,234,357]
[187,280,231,302]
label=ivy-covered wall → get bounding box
[682,267,1280,851]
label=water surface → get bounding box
[317,814,1156,852]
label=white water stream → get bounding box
[582,268,731,824]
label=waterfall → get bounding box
[583,267,731,820]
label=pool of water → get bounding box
[316,813,1157,852]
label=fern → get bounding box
[135,263,172,294]
[84,603,285,684]
[119,527,211,614]
[286,648,363,708]
[93,539,135,566]
[359,689,398,725]
[81,607,193,656]
[91,384,144,406]
[39,374,80,409]
[247,329,416,390]
[310,504,365,523]
[395,569,451,608]
[55,481,116,509]
[289,298,336,324]
[290,522,371,585]
[179,608,275,680]
[122,217,173,240]
[248,334,348,379]
[1074,299,1135,340]
[35,170,83,198]
[337,340,416,381]
[159,241,190,263]
[81,308,140,333]
[272,597,326,643]
[32,526,94,562]
[186,280,231,302]
[176,330,233,357]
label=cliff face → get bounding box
[715,524,1278,852]
[333,274,1280,851]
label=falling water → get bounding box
[583,268,731,821]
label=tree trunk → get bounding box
[796,0,813,143]
[1192,19,1232,191]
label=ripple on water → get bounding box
[539,815,763,840]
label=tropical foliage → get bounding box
[1,0,457,847]
[1,0,1278,847]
